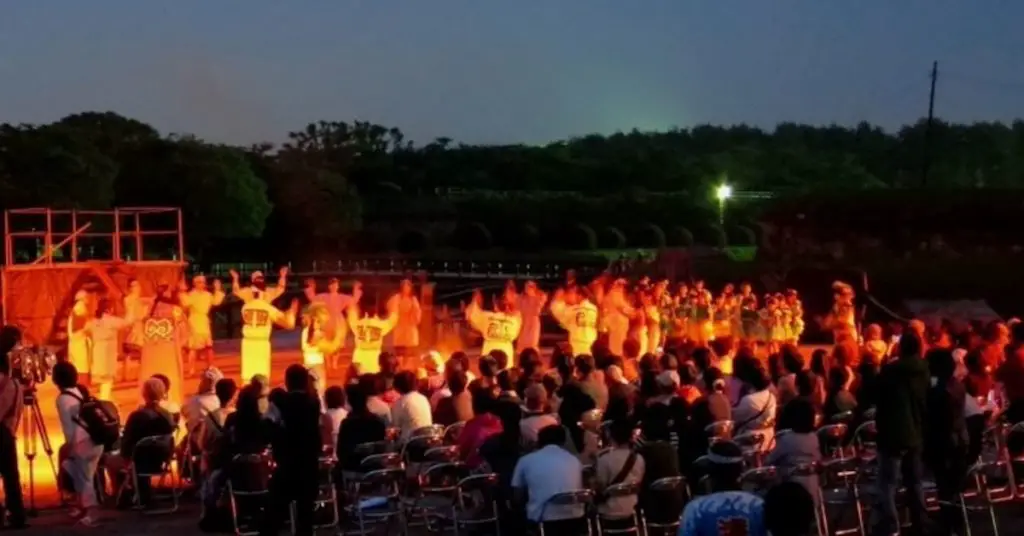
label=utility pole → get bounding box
[922,60,938,188]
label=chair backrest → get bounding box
[403,434,443,462]
[354,467,405,499]
[649,475,686,492]
[852,420,877,455]
[443,422,466,443]
[819,457,860,489]
[411,424,445,439]
[603,481,639,498]
[354,440,389,457]
[541,489,594,520]
[424,445,460,463]
[456,472,500,509]
[360,452,402,471]
[704,420,734,439]
[739,466,778,494]
[419,461,468,492]
[132,434,174,475]
[229,453,272,493]
[578,409,604,432]
[861,407,877,420]
[830,411,854,423]
[788,462,821,478]
[733,431,766,450]
[817,423,849,442]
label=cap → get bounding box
[706,440,745,465]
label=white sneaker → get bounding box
[77,515,101,527]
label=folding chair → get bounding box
[448,473,501,536]
[538,489,595,536]
[595,482,642,535]
[947,461,1001,536]
[739,466,777,496]
[817,423,849,460]
[227,453,273,536]
[442,421,466,444]
[342,467,408,536]
[816,457,866,536]
[116,434,179,514]
[641,476,687,535]
[404,461,467,531]
[704,420,734,443]
[733,430,767,467]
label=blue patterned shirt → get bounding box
[679,491,765,536]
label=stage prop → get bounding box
[2,207,186,346]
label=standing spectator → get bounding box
[391,370,432,439]
[996,323,1024,423]
[511,425,585,530]
[52,362,103,526]
[260,365,323,536]
[0,327,27,529]
[763,482,816,536]
[873,331,930,536]
[323,386,348,449]
[335,383,386,475]
[924,349,970,535]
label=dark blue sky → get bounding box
[2,1,1021,145]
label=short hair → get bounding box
[152,373,172,391]
[537,424,566,447]
[780,344,805,374]
[358,373,382,396]
[898,331,923,358]
[142,377,167,403]
[690,346,711,371]
[325,385,346,409]
[524,383,548,410]
[786,398,817,434]
[497,368,519,392]
[479,355,498,378]
[345,383,368,411]
[764,482,816,536]
[52,361,79,389]
[608,419,634,445]
[214,378,238,406]
[284,364,309,391]
[448,370,469,394]
[574,354,595,375]
[394,370,417,394]
[488,350,509,371]
[471,390,495,415]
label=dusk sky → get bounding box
[2,1,1022,146]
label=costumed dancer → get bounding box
[239,287,298,384]
[785,289,804,344]
[301,302,344,405]
[825,281,858,344]
[689,281,714,346]
[713,284,736,340]
[515,280,548,353]
[230,267,288,304]
[87,299,136,400]
[386,278,422,360]
[737,283,760,342]
[67,290,94,377]
[629,292,649,356]
[348,287,398,376]
[762,295,786,353]
[122,279,150,376]
[643,290,663,355]
[138,284,187,406]
[602,278,634,357]
[304,277,356,370]
[549,285,599,357]
[180,274,226,375]
[465,288,522,365]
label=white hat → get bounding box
[74,290,89,302]
[251,271,264,281]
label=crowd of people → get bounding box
[2,271,1024,535]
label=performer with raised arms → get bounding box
[602,278,634,357]
[122,278,150,374]
[386,278,422,357]
[230,266,288,304]
[824,281,857,344]
[87,299,136,400]
[67,290,95,377]
[180,274,226,375]
[239,285,298,383]
[348,285,398,375]
[515,280,548,353]
[465,288,522,364]
[304,277,356,370]
[549,284,599,357]
[301,302,344,401]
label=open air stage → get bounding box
[18,331,827,507]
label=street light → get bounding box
[715,183,732,224]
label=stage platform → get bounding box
[12,332,826,508]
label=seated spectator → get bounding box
[359,374,392,426]
[150,373,182,426]
[520,384,559,445]
[496,368,521,403]
[576,355,608,411]
[377,352,401,405]
[224,385,271,456]
[392,370,432,439]
[183,368,224,438]
[764,482,817,536]
[469,353,500,396]
[733,362,777,452]
[594,420,644,518]
[199,379,238,475]
[680,441,765,536]
[775,345,805,405]
[603,364,635,423]
[677,361,703,405]
[765,398,821,500]
[479,400,525,493]
[335,383,387,474]
[512,425,585,529]
[434,369,473,426]
[823,365,857,419]
[323,386,348,449]
[106,378,176,507]
[636,418,684,526]
[419,351,446,393]
[457,392,503,468]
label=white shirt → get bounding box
[520,413,560,444]
[325,407,348,447]
[55,386,92,446]
[392,391,432,439]
[183,393,220,436]
[733,389,777,452]
[512,444,584,522]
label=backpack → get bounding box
[61,390,121,451]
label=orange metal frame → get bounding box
[1,207,185,324]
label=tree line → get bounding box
[2,112,1023,260]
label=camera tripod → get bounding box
[20,385,59,516]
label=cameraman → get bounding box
[0,325,28,528]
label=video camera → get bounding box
[6,344,56,387]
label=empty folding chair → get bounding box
[733,431,767,467]
[290,456,339,533]
[448,473,501,536]
[227,453,273,536]
[342,466,408,536]
[816,423,849,460]
[952,462,1001,536]
[641,476,687,536]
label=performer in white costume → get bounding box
[348,287,398,376]
[303,277,356,370]
[386,279,422,357]
[465,289,522,364]
[179,274,225,375]
[122,279,151,364]
[602,279,634,357]
[549,285,600,357]
[301,302,344,406]
[239,288,298,383]
[515,280,548,353]
[67,290,94,377]
[86,298,136,400]
[230,267,288,304]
